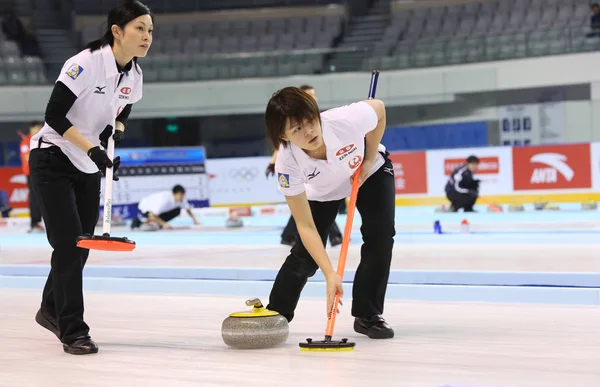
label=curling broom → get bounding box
[76,128,136,251]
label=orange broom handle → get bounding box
[325,164,362,338]
[478,196,502,213]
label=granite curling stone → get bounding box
[221,298,289,349]
[581,201,597,211]
[226,216,244,228]
[508,203,524,212]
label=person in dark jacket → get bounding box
[445,155,480,212]
[588,3,600,37]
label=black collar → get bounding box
[116,59,133,74]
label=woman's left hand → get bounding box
[355,157,376,185]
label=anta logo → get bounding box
[94,86,106,94]
[336,144,357,161]
[529,153,574,184]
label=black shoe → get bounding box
[35,308,60,339]
[130,218,142,229]
[330,236,343,247]
[354,315,394,339]
[63,335,98,355]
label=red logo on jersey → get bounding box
[349,155,362,169]
[120,87,132,95]
[336,144,354,157]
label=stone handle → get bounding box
[245,298,264,308]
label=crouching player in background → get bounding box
[445,155,480,212]
[131,184,200,230]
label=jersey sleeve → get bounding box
[275,150,305,197]
[55,53,93,97]
[322,101,379,138]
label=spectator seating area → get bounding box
[80,14,344,82]
[364,0,599,71]
[2,0,600,85]
[0,30,46,85]
[73,0,343,13]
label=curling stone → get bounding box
[225,216,244,228]
[221,298,289,349]
[582,201,598,211]
[434,204,450,213]
[508,203,524,212]
[533,201,547,211]
[545,204,560,211]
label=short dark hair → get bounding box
[466,155,479,164]
[29,121,42,128]
[172,185,185,194]
[264,86,321,150]
[592,3,599,8]
[299,84,314,91]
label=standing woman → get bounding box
[29,0,153,355]
[265,87,395,339]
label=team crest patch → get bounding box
[278,173,290,188]
[65,63,84,80]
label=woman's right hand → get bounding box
[325,272,344,318]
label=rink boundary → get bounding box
[0,275,599,306]
[2,265,600,288]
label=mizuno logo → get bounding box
[307,168,320,180]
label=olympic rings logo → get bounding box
[229,167,258,180]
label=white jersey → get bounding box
[275,101,385,202]
[31,44,143,173]
[137,191,190,215]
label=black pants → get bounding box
[29,146,101,344]
[27,175,42,227]
[267,153,396,322]
[135,207,181,224]
[446,190,477,212]
[281,214,342,243]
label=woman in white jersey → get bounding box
[264,87,395,339]
[28,0,153,355]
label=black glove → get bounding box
[473,179,480,190]
[265,163,275,178]
[99,125,124,148]
[87,146,121,181]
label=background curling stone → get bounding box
[582,201,597,211]
[434,204,450,213]
[508,204,524,212]
[533,201,547,211]
[226,217,243,228]
[221,298,289,349]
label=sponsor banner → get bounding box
[0,167,29,210]
[388,151,428,195]
[512,144,592,191]
[592,142,600,191]
[206,156,284,206]
[255,204,291,216]
[426,146,513,196]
